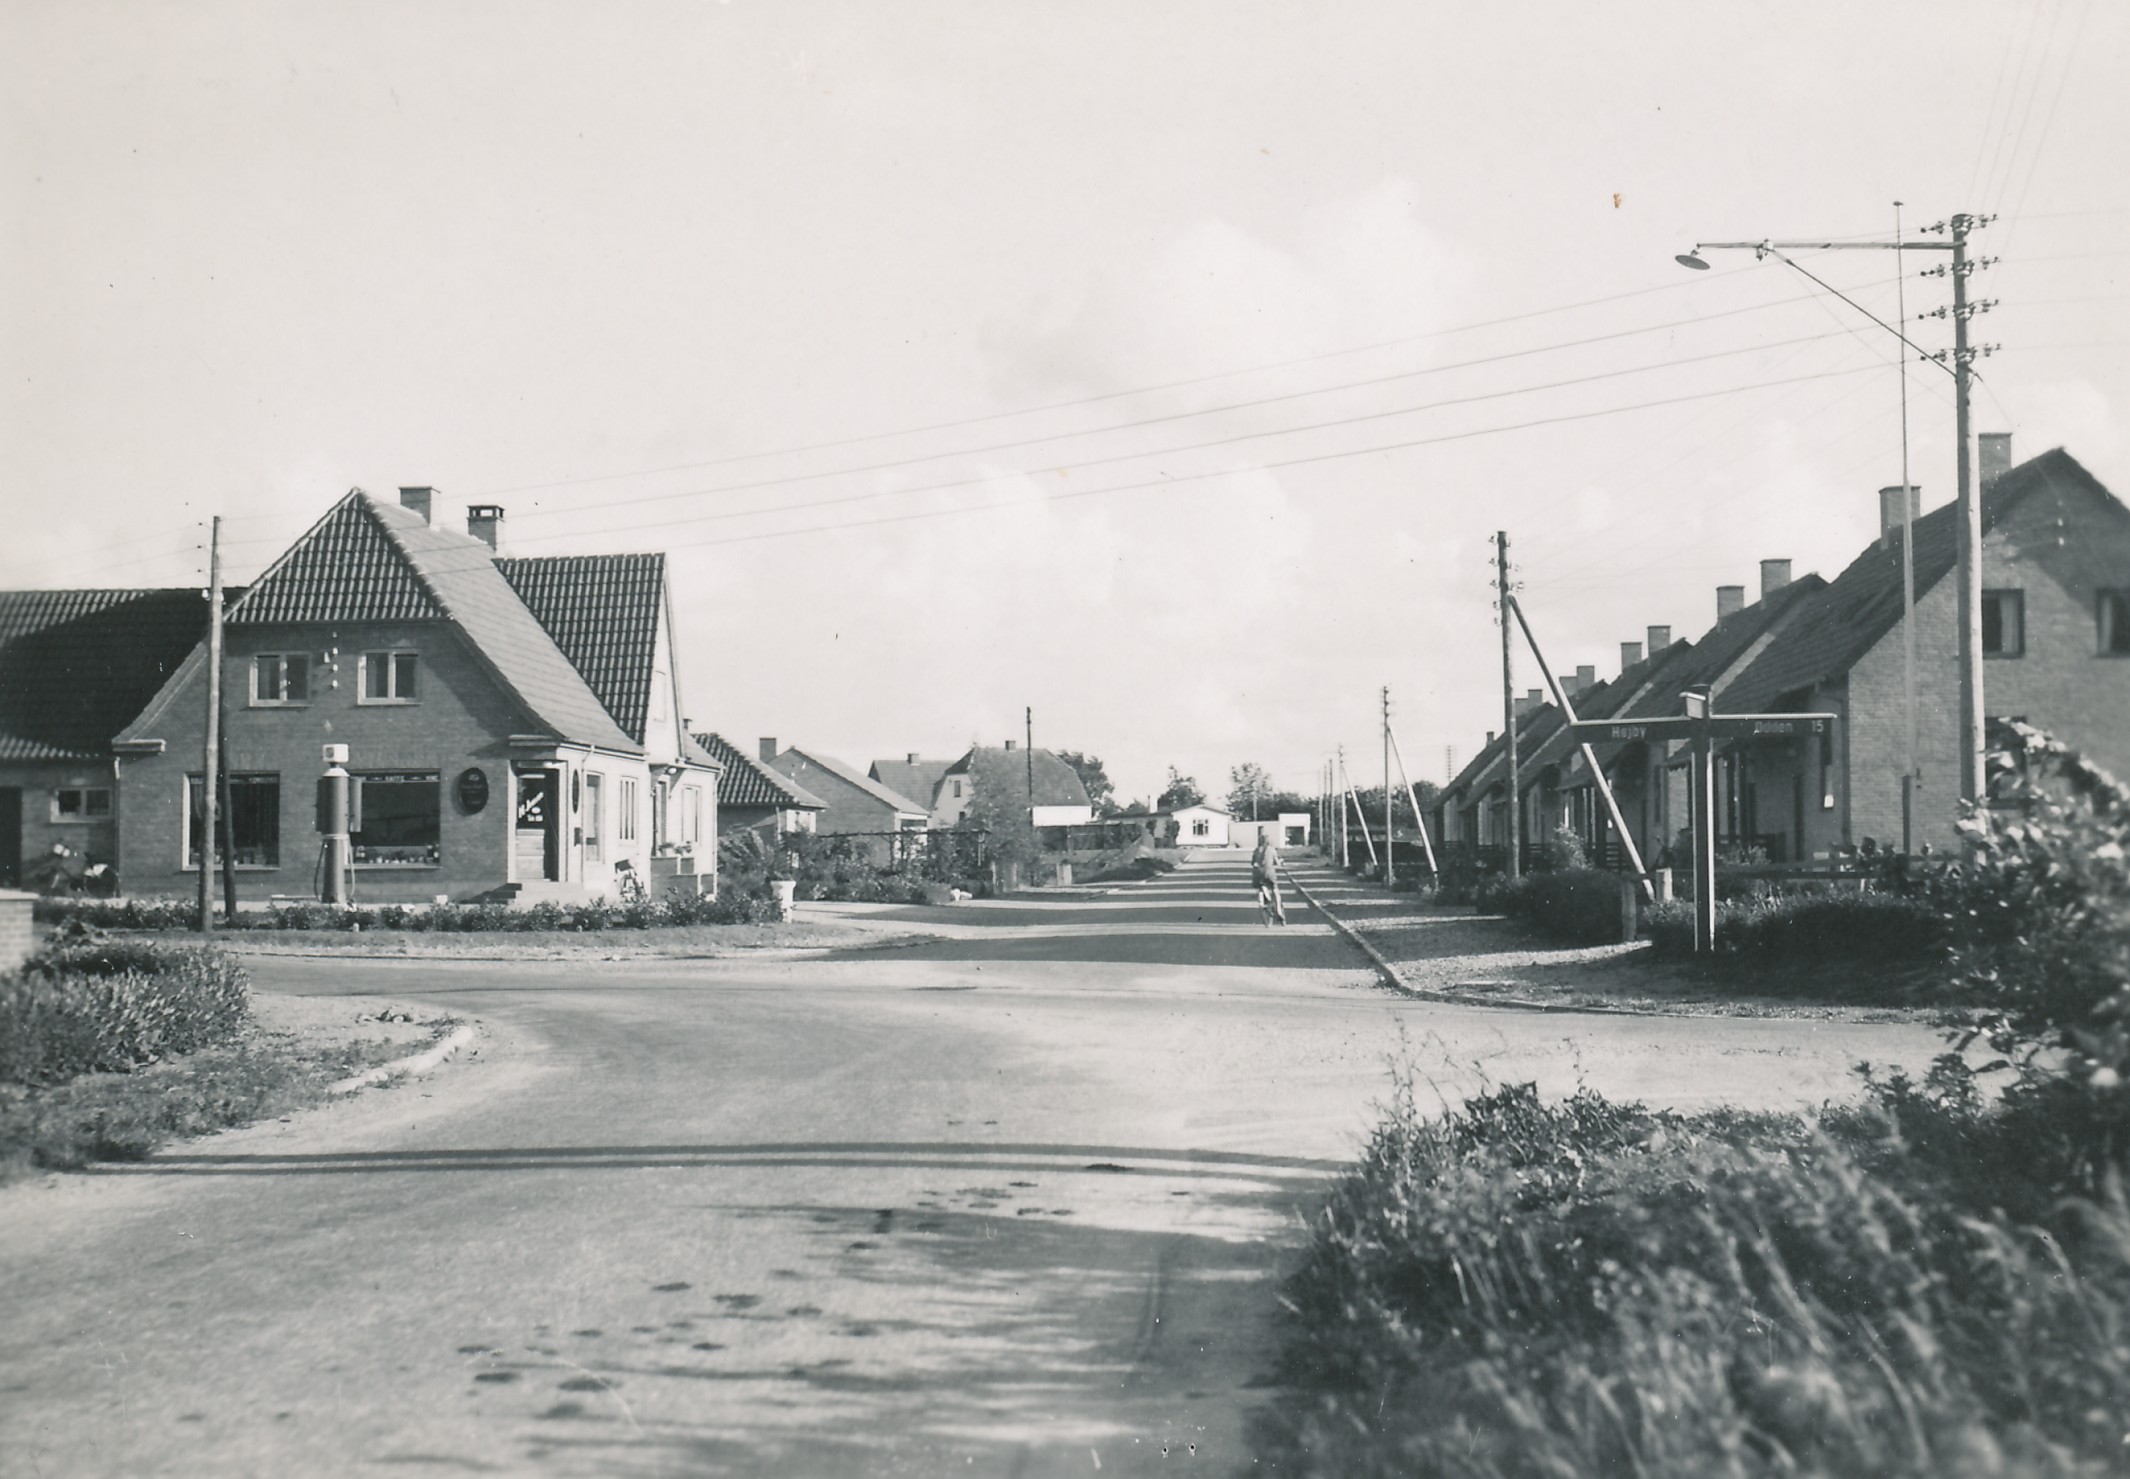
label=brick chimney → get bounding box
[906,751,920,765]
[1979,432,2012,490]
[1621,640,1643,672]
[758,737,778,762]
[467,504,505,551]
[1576,663,1596,691]
[1646,625,1671,655]
[1717,584,1746,619]
[1558,673,1578,697]
[1760,559,1792,600]
[1879,485,1919,548]
[1004,738,1017,751]
[397,486,437,525]
[1486,730,1496,746]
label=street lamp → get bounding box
[1673,215,1998,825]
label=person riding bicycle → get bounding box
[1251,832,1287,926]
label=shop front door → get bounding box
[514,770,559,882]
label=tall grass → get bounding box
[1258,1075,2130,1477]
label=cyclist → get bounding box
[1251,832,1287,926]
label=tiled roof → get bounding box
[695,732,824,810]
[497,554,664,743]
[1724,450,2114,711]
[212,491,637,753]
[775,747,930,815]
[0,588,219,760]
[869,757,950,810]
[943,746,1092,808]
[231,497,441,624]
[1616,575,1825,719]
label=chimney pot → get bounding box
[1716,584,1746,619]
[1760,559,1792,600]
[759,737,778,762]
[467,504,505,551]
[1621,640,1643,672]
[1576,663,1596,691]
[1979,432,2012,490]
[397,486,436,525]
[1878,484,1919,546]
[1646,625,1671,655]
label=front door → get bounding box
[0,788,19,887]
[514,770,559,882]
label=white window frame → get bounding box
[52,786,113,823]
[182,772,282,870]
[682,784,703,847]
[618,777,638,843]
[357,650,420,704]
[350,771,443,868]
[250,652,311,706]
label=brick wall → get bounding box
[1,759,120,881]
[118,621,660,903]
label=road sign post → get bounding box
[1567,700,1836,954]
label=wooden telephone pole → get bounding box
[1496,530,1520,880]
[197,517,223,934]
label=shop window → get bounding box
[251,653,309,705]
[53,787,112,822]
[352,772,441,865]
[1982,590,2024,657]
[585,773,604,861]
[2100,590,2130,656]
[359,651,420,703]
[185,774,280,867]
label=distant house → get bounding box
[1716,443,2130,857]
[762,741,928,858]
[1231,813,1312,849]
[0,589,217,888]
[932,742,1093,828]
[111,487,721,904]
[1134,802,1231,847]
[869,753,953,819]
[695,732,825,836]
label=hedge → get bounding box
[34,891,777,934]
[2,941,251,1086]
[1645,890,1946,964]
[1481,867,1629,944]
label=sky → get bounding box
[4,1,2125,808]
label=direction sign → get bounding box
[1568,712,1834,742]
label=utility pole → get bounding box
[198,516,223,935]
[1675,216,1993,826]
[1381,686,1394,886]
[1895,201,1919,854]
[1336,746,1350,868]
[1025,706,1035,800]
[1495,530,1520,880]
[1949,214,1986,809]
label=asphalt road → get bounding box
[0,855,1947,1477]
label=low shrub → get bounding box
[35,890,776,934]
[1645,888,1946,965]
[1260,1074,2130,1478]
[1493,866,1626,943]
[1,942,250,1086]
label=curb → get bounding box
[329,1022,480,1095]
[1284,873,1408,993]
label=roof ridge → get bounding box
[359,490,460,622]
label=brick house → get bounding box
[0,589,215,888]
[1718,443,2130,858]
[761,741,928,861]
[928,743,1093,829]
[111,487,721,904]
[695,731,825,836]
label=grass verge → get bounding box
[1255,1067,2130,1477]
[0,1024,439,1185]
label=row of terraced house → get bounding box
[1435,438,2130,872]
[0,486,1091,901]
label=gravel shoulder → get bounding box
[132,915,943,961]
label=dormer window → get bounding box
[251,653,309,705]
[359,651,419,703]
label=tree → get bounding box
[1055,750,1116,816]
[1156,767,1204,810]
[1227,762,1273,820]
[958,748,1042,879]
